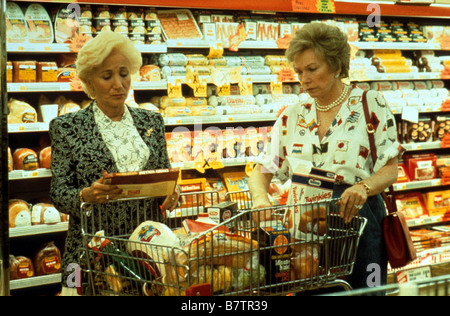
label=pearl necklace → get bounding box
[314,85,351,112]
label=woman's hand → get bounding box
[338,184,368,223]
[161,185,181,212]
[81,171,123,204]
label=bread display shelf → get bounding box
[393,178,444,192]
[8,122,50,133]
[6,41,444,53]
[9,222,68,238]
[165,112,278,126]
[391,105,446,115]
[407,215,450,229]
[7,43,167,54]
[7,73,447,94]
[9,169,52,180]
[9,273,62,290]
[401,141,444,152]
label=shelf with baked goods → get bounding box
[351,72,444,83]
[6,42,167,54]
[393,178,445,192]
[6,80,168,93]
[164,112,279,126]
[166,40,446,51]
[9,273,62,291]
[9,222,69,238]
[407,215,450,229]
[9,169,52,181]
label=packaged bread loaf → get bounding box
[9,255,35,280]
[13,148,39,170]
[59,101,81,116]
[31,203,61,225]
[39,146,51,169]
[13,61,36,83]
[8,147,13,172]
[5,2,29,44]
[9,199,32,228]
[24,3,54,44]
[33,241,62,276]
[8,99,37,124]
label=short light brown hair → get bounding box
[286,22,350,79]
[76,31,142,99]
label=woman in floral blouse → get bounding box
[249,23,404,290]
[49,31,180,295]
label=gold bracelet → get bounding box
[356,181,371,195]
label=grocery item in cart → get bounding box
[252,220,291,285]
[283,159,336,241]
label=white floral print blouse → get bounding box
[258,86,404,185]
[93,102,150,172]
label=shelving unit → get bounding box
[2,0,450,295]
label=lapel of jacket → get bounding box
[128,106,157,171]
[82,103,119,174]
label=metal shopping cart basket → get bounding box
[80,190,366,296]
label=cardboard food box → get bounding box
[103,168,179,200]
[207,201,238,224]
[403,154,437,181]
[283,160,335,241]
[423,190,450,217]
[252,220,291,286]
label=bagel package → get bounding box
[283,158,336,241]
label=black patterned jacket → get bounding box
[49,103,171,285]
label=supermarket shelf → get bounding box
[7,82,74,93]
[401,141,443,152]
[353,72,443,82]
[391,105,446,115]
[11,0,450,18]
[407,216,450,228]
[10,274,62,290]
[9,222,69,238]
[172,157,255,170]
[164,112,278,126]
[9,169,52,181]
[7,41,447,53]
[7,43,167,54]
[8,123,50,133]
[393,178,444,192]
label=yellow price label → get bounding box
[270,80,283,95]
[167,78,183,98]
[194,78,208,97]
[218,83,231,96]
[239,77,253,96]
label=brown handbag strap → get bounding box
[361,91,398,214]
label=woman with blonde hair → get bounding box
[249,23,404,290]
[49,31,180,295]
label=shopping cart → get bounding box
[80,191,367,296]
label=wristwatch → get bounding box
[356,181,371,195]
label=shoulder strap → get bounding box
[361,90,398,214]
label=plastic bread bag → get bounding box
[174,230,259,275]
[290,244,320,281]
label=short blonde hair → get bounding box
[76,31,142,99]
[286,23,350,79]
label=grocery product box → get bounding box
[207,201,238,224]
[252,220,291,285]
[395,193,428,221]
[283,159,335,241]
[103,168,179,200]
[403,154,437,181]
[423,190,450,217]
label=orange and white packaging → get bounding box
[283,159,335,241]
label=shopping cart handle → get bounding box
[185,283,212,296]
